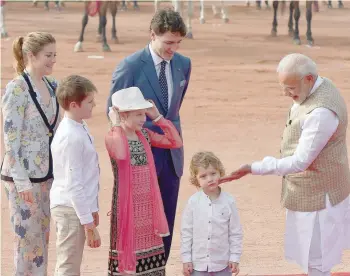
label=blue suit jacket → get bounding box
[106,45,192,177]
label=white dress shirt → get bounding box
[181,189,243,272]
[149,44,173,107]
[50,117,100,225]
[251,76,340,176]
[250,76,350,272]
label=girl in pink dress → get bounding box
[105,87,183,276]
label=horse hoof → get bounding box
[186,32,193,39]
[112,37,119,44]
[293,38,301,45]
[103,45,111,52]
[307,39,314,46]
[271,29,277,37]
[200,18,205,24]
[223,18,229,24]
[74,42,83,52]
[338,3,344,8]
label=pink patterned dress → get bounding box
[107,118,182,276]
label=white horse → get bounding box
[154,0,229,39]
[199,0,229,24]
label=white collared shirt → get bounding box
[149,44,173,107]
[251,76,340,176]
[180,190,243,272]
[50,117,100,225]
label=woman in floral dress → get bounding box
[1,32,60,276]
[105,87,183,275]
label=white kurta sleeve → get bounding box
[251,108,339,176]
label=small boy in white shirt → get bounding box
[181,151,243,276]
[50,75,101,275]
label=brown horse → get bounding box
[271,1,314,46]
[74,1,118,52]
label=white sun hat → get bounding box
[111,87,153,112]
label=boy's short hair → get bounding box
[149,8,187,37]
[56,75,97,110]
[189,151,225,187]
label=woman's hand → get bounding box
[18,189,34,204]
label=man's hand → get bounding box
[229,262,240,276]
[219,164,252,184]
[182,262,193,276]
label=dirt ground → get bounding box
[1,1,350,275]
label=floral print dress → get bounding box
[1,71,59,276]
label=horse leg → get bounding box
[99,3,111,52]
[199,0,205,24]
[0,4,8,38]
[74,3,89,52]
[97,15,102,42]
[288,1,294,36]
[293,1,301,45]
[155,0,160,12]
[328,0,332,8]
[212,4,220,18]
[133,1,140,10]
[306,0,314,45]
[55,1,61,11]
[121,0,127,11]
[186,0,193,39]
[172,0,182,16]
[271,0,278,36]
[256,0,262,10]
[338,0,344,8]
[221,0,229,23]
[44,1,49,10]
[111,1,118,43]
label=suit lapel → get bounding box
[141,46,167,112]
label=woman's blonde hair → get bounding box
[189,151,225,187]
[12,31,56,74]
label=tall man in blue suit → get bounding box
[106,8,192,263]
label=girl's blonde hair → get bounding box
[12,31,56,74]
[189,151,225,187]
